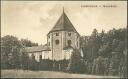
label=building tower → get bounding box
[47,9,80,61]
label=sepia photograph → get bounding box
[1,0,127,78]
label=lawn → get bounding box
[1,69,120,78]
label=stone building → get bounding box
[23,9,81,62]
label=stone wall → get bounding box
[48,31,80,61]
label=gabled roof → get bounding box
[23,44,51,53]
[48,10,79,35]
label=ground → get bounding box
[1,69,120,78]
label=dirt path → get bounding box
[1,69,120,78]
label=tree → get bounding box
[20,39,38,47]
[89,29,100,60]
[80,36,89,59]
[99,30,105,46]
[68,49,85,73]
[80,28,126,76]
[98,42,112,58]
[1,35,23,69]
[92,55,105,75]
[20,52,30,69]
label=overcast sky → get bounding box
[1,1,127,45]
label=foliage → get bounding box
[68,49,86,73]
[20,52,30,69]
[1,35,22,69]
[1,35,39,69]
[81,28,127,77]
[1,28,127,77]
[20,39,38,47]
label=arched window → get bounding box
[55,40,59,45]
[68,40,71,46]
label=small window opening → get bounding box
[55,40,59,45]
[68,40,71,46]
[56,33,59,36]
[68,33,71,36]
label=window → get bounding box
[68,33,71,36]
[56,33,59,36]
[55,40,59,45]
[68,40,71,46]
[39,55,42,61]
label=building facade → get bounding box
[23,9,81,62]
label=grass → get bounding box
[1,69,120,78]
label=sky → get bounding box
[1,1,127,45]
